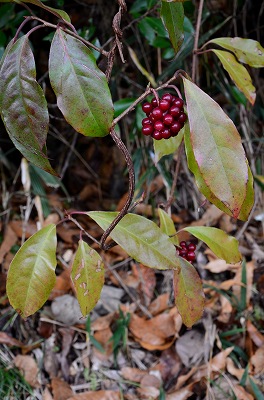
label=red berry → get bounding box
[178,112,187,124]
[179,250,187,258]
[170,121,182,135]
[173,98,184,109]
[163,114,173,126]
[152,130,163,140]
[142,125,154,136]
[162,93,173,103]
[142,117,152,126]
[159,99,170,112]
[151,98,159,107]
[186,252,196,262]
[188,243,196,251]
[180,241,187,248]
[154,120,164,131]
[152,107,163,120]
[170,105,181,118]
[142,102,152,114]
[161,129,171,139]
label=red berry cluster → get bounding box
[141,93,187,140]
[177,241,196,263]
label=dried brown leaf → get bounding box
[68,391,121,400]
[149,293,170,316]
[250,345,264,375]
[51,377,74,400]
[0,224,17,263]
[14,355,40,388]
[0,331,24,348]
[121,367,148,382]
[247,320,264,347]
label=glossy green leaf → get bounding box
[6,224,57,318]
[174,259,204,327]
[184,123,254,221]
[49,29,113,137]
[183,78,248,219]
[114,98,136,118]
[158,208,179,246]
[87,211,180,271]
[153,127,184,163]
[0,36,56,175]
[15,0,71,22]
[71,240,104,317]
[212,49,256,105]
[183,226,242,263]
[207,37,264,68]
[161,1,184,54]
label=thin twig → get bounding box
[192,0,204,83]
[100,128,135,249]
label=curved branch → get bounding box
[100,128,135,249]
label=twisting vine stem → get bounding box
[100,128,135,250]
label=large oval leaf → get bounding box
[174,258,204,328]
[183,78,248,219]
[87,211,180,271]
[160,1,184,55]
[71,240,104,317]
[6,224,57,318]
[22,0,71,23]
[183,226,241,263]
[184,122,254,221]
[0,36,56,175]
[49,29,113,137]
[207,37,264,68]
[212,49,256,105]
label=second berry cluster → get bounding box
[177,241,196,263]
[141,93,187,140]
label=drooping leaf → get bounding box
[13,0,71,22]
[183,226,241,263]
[87,211,180,271]
[183,77,248,219]
[174,258,204,327]
[0,36,56,175]
[128,46,157,87]
[49,29,113,137]
[212,49,256,105]
[158,208,179,245]
[160,1,184,54]
[71,240,104,317]
[207,37,264,68]
[184,123,254,221]
[153,127,184,163]
[6,224,57,318]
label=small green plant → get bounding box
[0,0,263,328]
[110,309,130,365]
[0,355,33,399]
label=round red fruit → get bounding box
[152,107,163,120]
[151,98,158,107]
[170,105,181,118]
[152,130,163,140]
[188,243,196,251]
[163,114,173,126]
[159,99,170,112]
[142,125,154,136]
[180,241,187,248]
[154,120,164,131]
[179,250,187,258]
[186,252,196,262]
[142,102,152,114]
[173,98,184,109]
[161,129,171,139]
[178,112,187,124]
[162,93,173,103]
[142,117,152,126]
[170,121,182,135]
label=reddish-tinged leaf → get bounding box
[174,258,204,327]
[49,29,113,137]
[207,37,264,68]
[71,240,104,317]
[0,36,56,175]
[183,226,242,263]
[183,78,248,219]
[212,49,256,105]
[22,0,71,23]
[6,224,57,318]
[87,211,180,271]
